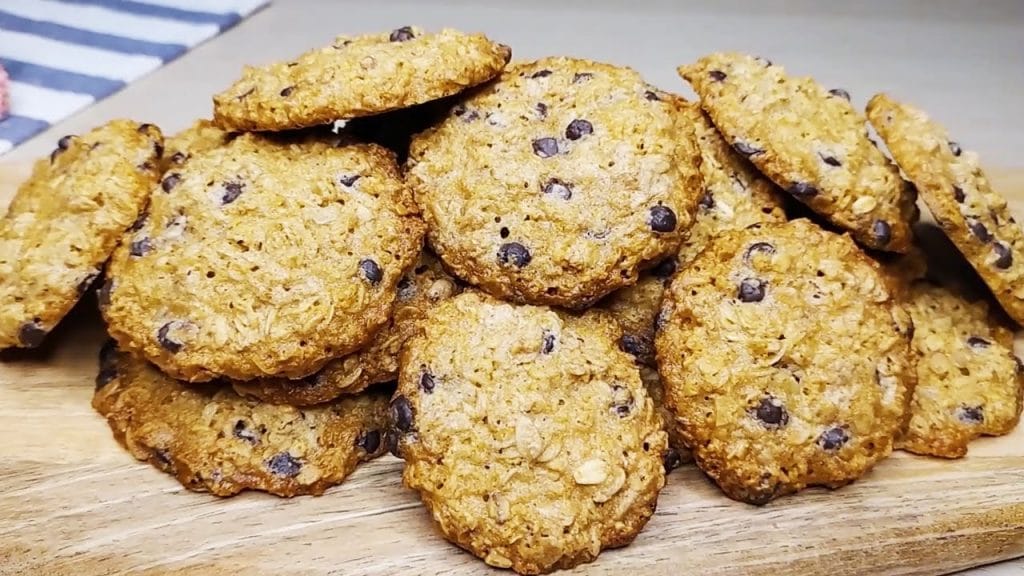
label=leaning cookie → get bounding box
[392,292,667,574]
[213,27,511,132]
[233,251,461,405]
[656,219,914,504]
[409,58,702,308]
[0,120,163,349]
[640,365,693,470]
[160,119,235,172]
[102,132,426,382]
[867,93,1024,325]
[679,53,916,253]
[93,343,390,497]
[596,260,676,367]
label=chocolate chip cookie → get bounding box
[392,292,667,574]
[0,120,163,349]
[597,261,675,367]
[233,250,461,405]
[896,279,1022,458]
[213,27,511,132]
[102,132,426,382]
[677,101,787,266]
[409,57,703,309]
[679,53,916,253]
[656,219,914,504]
[867,93,1024,325]
[93,344,389,497]
[161,119,234,172]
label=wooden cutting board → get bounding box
[1,162,1023,576]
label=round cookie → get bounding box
[213,27,511,132]
[896,280,1022,458]
[93,343,390,497]
[655,219,914,504]
[0,120,163,349]
[392,292,667,574]
[233,250,462,405]
[408,57,703,309]
[867,93,1024,325]
[677,101,787,266]
[102,132,426,382]
[678,53,916,253]
[161,119,234,172]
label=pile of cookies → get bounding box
[0,25,1021,575]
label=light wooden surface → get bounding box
[0,163,1023,576]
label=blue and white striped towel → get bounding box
[0,0,270,156]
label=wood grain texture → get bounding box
[0,163,1023,576]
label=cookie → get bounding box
[409,58,702,308]
[93,344,389,497]
[678,53,916,253]
[392,292,667,574]
[0,120,163,349]
[213,27,511,132]
[102,132,426,382]
[639,365,693,471]
[677,101,787,266]
[233,250,462,405]
[597,262,674,367]
[161,119,234,172]
[867,93,1024,325]
[655,219,914,504]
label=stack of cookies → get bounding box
[0,25,1021,576]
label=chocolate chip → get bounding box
[419,370,436,393]
[744,242,776,262]
[95,339,118,389]
[98,279,114,308]
[948,141,962,157]
[828,88,851,101]
[339,174,361,187]
[572,72,593,83]
[753,397,788,427]
[389,26,415,42]
[648,205,677,233]
[651,257,677,279]
[709,70,727,82]
[956,405,984,424]
[76,271,99,295]
[872,220,892,246]
[644,90,661,101]
[966,220,992,243]
[610,384,634,417]
[170,151,187,165]
[953,185,965,203]
[156,322,183,353]
[497,242,532,268]
[390,395,414,432]
[565,119,593,141]
[532,138,559,158]
[279,86,294,97]
[733,141,763,156]
[698,191,715,211]
[967,336,991,349]
[541,331,556,354]
[542,178,572,200]
[738,278,766,302]
[266,452,302,477]
[161,173,181,193]
[993,243,1013,269]
[129,237,153,257]
[359,258,383,285]
[663,448,682,472]
[357,430,382,454]
[18,320,46,348]
[619,334,651,359]
[820,154,841,167]
[221,181,244,205]
[57,135,75,151]
[818,426,850,450]
[530,69,553,79]
[233,420,260,444]
[397,277,416,301]
[788,182,818,198]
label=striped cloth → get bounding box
[0,0,270,156]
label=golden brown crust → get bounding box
[393,292,666,574]
[0,120,163,348]
[213,27,511,131]
[102,132,426,382]
[160,119,234,173]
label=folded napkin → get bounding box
[0,0,270,156]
